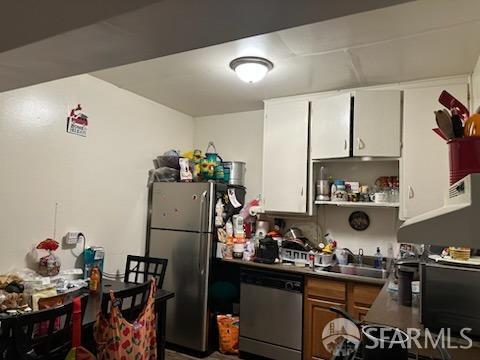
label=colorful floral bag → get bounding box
[94,280,157,360]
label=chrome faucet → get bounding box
[358,248,364,266]
[342,248,364,265]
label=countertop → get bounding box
[364,282,421,330]
[365,283,480,360]
[223,259,480,358]
[220,258,386,285]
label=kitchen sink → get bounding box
[323,264,388,279]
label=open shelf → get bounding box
[314,200,399,208]
[312,157,400,163]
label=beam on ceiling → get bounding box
[0,0,413,92]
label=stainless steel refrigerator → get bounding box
[146,182,245,352]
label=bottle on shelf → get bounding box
[374,247,383,269]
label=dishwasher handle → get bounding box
[240,268,304,293]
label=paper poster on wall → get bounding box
[66,104,88,137]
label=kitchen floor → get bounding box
[166,349,238,359]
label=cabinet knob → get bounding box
[357,138,365,150]
[408,186,414,199]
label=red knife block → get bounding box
[448,137,480,185]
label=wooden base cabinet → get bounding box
[347,282,382,322]
[303,277,382,360]
[303,278,347,360]
[304,298,346,360]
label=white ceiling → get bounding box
[92,0,480,117]
[0,0,406,92]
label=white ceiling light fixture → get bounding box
[229,56,274,83]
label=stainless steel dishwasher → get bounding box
[239,268,303,360]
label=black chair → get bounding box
[124,255,168,289]
[10,295,88,360]
[101,281,152,323]
[0,319,14,360]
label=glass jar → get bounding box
[389,188,400,203]
[333,184,348,201]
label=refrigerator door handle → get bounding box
[198,190,208,275]
[198,233,208,276]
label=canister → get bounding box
[222,161,246,186]
[448,137,480,185]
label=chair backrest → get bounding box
[101,281,151,323]
[12,294,88,360]
[124,255,168,289]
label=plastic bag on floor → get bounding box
[216,314,239,354]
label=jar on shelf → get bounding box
[332,180,348,201]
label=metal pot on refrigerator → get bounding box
[222,161,246,186]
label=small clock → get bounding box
[349,211,370,231]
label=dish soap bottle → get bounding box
[374,247,383,269]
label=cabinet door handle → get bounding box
[357,138,365,150]
[301,187,304,196]
[344,139,348,150]
[408,186,414,199]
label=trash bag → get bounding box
[154,167,180,182]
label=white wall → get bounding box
[0,74,194,274]
[194,110,264,201]
[283,207,399,257]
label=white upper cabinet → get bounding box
[353,90,401,157]
[263,100,309,213]
[401,82,468,220]
[311,91,401,159]
[311,93,351,159]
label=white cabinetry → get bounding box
[401,83,468,220]
[311,93,351,159]
[311,91,401,159]
[353,90,401,157]
[262,100,309,213]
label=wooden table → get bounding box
[81,279,174,360]
[1,280,174,360]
